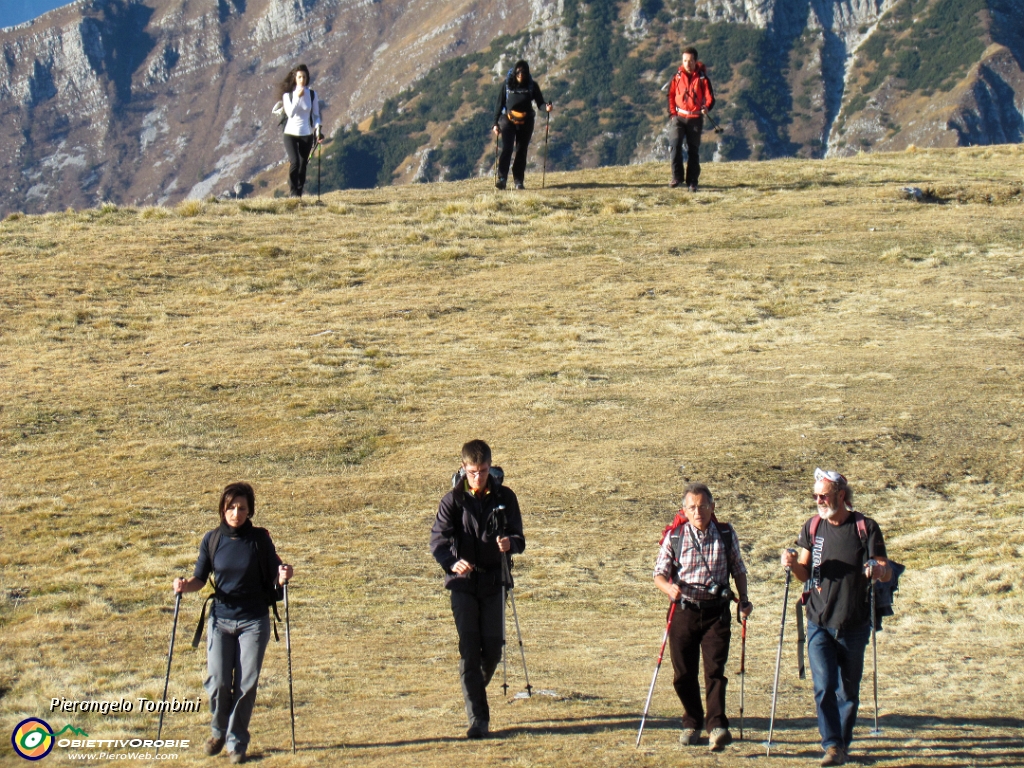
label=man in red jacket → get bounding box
[668,47,715,191]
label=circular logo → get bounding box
[11,718,54,761]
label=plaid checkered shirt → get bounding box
[654,521,747,603]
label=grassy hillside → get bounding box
[2,146,1023,767]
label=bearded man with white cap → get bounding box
[781,469,892,767]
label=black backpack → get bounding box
[191,526,283,647]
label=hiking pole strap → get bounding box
[191,594,216,648]
[796,598,806,679]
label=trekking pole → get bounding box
[501,574,509,697]
[493,131,499,184]
[316,141,322,205]
[702,108,723,134]
[739,615,747,740]
[636,601,677,748]
[764,550,796,756]
[157,592,182,746]
[867,561,881,736]
[284,580,296,753]
[541,110,550,189]
[502,553,531,697]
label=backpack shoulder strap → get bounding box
[192,528,221,647]
[852,511,868,543]
[668,519,687,575]
[206,528,221,588]
[714,521,734,581]
[252,526,282,642]
[808,514,821,541]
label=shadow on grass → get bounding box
[260,712,1024,760]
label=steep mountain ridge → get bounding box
[0,0,532,215]
[0,0,1021,213]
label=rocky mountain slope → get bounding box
[1,0,1021,213]
[321,0,1024,189]
[0,0,532,215]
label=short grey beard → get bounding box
[817,505,838,521]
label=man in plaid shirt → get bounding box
[654,482,753,751]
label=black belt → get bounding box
[681,598,729,612]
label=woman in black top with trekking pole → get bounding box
[172,482,293,765]
[493,60,552,190]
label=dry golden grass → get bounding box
[1,145,1023,766]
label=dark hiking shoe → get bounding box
[204,736,225,756]
[227,749,247,764]
[709,727,733,751]
[678,728,698,746]
[467,721,489,739]
[821,745,847,766]
[514,181,525,190]
[688,183,699,192]
[670,180,681,188]
[495,178,507,190]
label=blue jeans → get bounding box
[205,614,271,753]
[806,620,871,750]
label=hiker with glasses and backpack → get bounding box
[277,64,322,197]
[172,482,293,765]
[780,469,892,767]
[430,440,526,739]
[492,60,552,190]
[653,482,752,752]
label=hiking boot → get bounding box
[688,183,699,192]
[514,181,525,190]
[821,745,847,766]
[670,179,681,188]
[678,728,699,746]
[709,727,733,751]
[227,749,247,764]
[495,177,507,190]
[466,721,489,739]
[204,736,225,756]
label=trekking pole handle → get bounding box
[784,547,797,573]
[865,559,878,580]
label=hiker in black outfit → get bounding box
[173,482,293,765]
[430,440,526,738]
[493,60,552,190]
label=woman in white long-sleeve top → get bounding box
[278,64,321,197]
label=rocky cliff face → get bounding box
[1,0,1021,213]
[0,0,531,214]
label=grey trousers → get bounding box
[205,613,271,753]
[450,590,504,727]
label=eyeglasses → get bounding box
[812,493,832,501]
[684,504,712,513]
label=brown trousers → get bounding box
[669,600,732,732]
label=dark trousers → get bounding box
[669,116,704,185]
[283,133,316,197]
[450,589,504,727]
[669,600,732,732]
[497,115,535,184]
